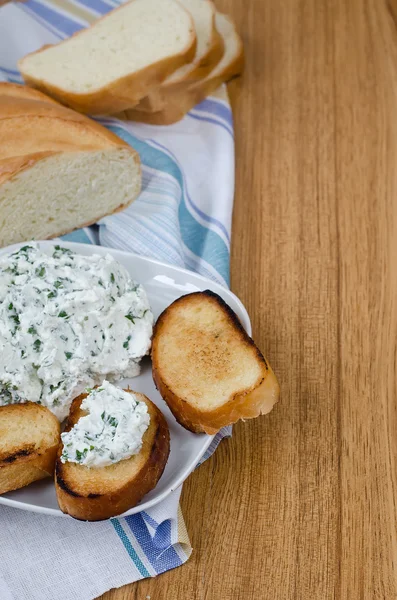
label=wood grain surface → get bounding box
[104,0,397,598]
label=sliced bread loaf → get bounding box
[135,0,224,113]
[118,13,243,125]
[18,0,196,114]
[0,403,60,494]
[151,291,279,434]
[55,390,170,521]
[0,82,141,247]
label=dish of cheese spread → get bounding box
[0,244,153,420]
[60,381,150,468]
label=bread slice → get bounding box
[151,291,279,434]
[0,403,61,494]
[18,0,196,115]
[55,391,170,521]
[0,82,141,247]
[118,13,243,125]
[134,0,224,113]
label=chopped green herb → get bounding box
[54,280,63,289]
[33,339,42,352]
[110,273,115,283]
[125,313,136,324]
[35,266,46,277]
[75,448,88,462]
[28,325,37,335]
[49,383,62,393]
[101,411,106,421]
[123,335,132,349]
[108,416,118,427]
[8,303,13,310]
[58,310,68,318]
[47,291,57,299]
[65,352,73,360]
[53,245,72,256]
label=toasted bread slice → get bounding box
[152,291,279,434]
[0,403,60,494]
[118,13,243,125]
[18,0,196,115]
[134,0,224,113]
[55,391,170,521]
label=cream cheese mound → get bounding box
[0,244,153,420]
[60,381,150,468]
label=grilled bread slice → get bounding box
[118,13,243,125]
[0,403,60,494]
[18,0,196,115]
[152,291,279,434]
[55,391,170,521]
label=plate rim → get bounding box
[0,240,252,519]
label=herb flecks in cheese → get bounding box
[0,244,153,420]
[60,381,150,468]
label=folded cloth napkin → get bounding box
[0,1,235,598]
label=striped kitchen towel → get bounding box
[0,1,235,599]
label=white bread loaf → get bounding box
[18,0,196,115]
[0,83,141,247]
[118,13,244,125]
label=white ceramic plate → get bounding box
[0,240,251,518]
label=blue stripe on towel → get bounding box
[194,97,233,127]
[60,229,94,244]
[25,0,84,35]
[105,126,230,285]
[188,111,234,138]
[125,514,182,573]
[74,0,113,15]
[111,519,151,578]
[147,138,231,244]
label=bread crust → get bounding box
[0,82,60,104]
[18,1,197,115]
[151,290,279,434]
[55,391,170,521]
[0,402,61,494]
[116,17,244,125]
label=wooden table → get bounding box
[106,0,397,598]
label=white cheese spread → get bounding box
[60,381,150,468]
[0,244,153,420]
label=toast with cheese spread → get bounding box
[55,388,170,521]
[0,402,60,494]
[151,291,279,434]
